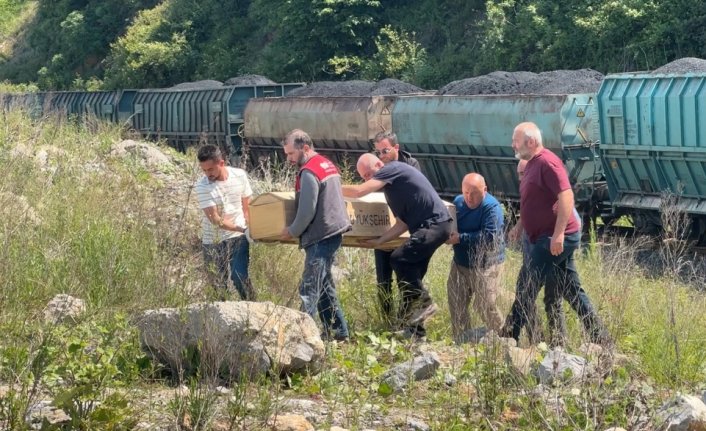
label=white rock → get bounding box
[43,294,86,324]
[137,301,325,379]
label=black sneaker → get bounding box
[406,296,438,326]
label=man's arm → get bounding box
[365,218,408,248]
[202,206,244,232]
[457,205,502,246]
[551,189,573,255]
[342,179,385,198]
[283,171,319,239]
[242,195,251,225]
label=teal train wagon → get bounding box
[598,72,706,236]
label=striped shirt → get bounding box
[195,166,253,244]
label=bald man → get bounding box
[505,121,610,347]
[445,173,505,343]
[371,131,422,324]
[343,153,453,340]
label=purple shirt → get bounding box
[520,149,579,243]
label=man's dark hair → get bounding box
[283,129,314,150]
[197,144,223,162]
[373,131,398,146]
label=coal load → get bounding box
[369,78,424,95]
[286,80,375,97]
[224,74,277,86]
[170,80,224,90]
[652,57,706,74]
[438,69,604,95]
[287,79,424,97]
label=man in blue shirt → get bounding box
[446,173,505,343]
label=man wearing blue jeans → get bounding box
[281,129,352,341]
[504,122,611,347]
[196,144,257,301]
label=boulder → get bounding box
[137,301,325,379]
[505,346,539,376]
[110,140,172,168]
[655,394,706,431]
[536,348,591,384]
[381,352,440,392]
[268,413,314,431]
[0,192,43,227]
[43,294,86,324]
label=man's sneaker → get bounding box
[406,296,438,325]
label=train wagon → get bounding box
[0,90,120,121]
[244,96,394,169]
[390,94,604,210]
[598,72,706,237]
[120,83,303,159]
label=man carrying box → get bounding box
[446,173,505,344]
[342,153,453,340]
[371,131,422,326]
[195,144,257,301]
[280,129,352,342]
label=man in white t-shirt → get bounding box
[195,144,256,300]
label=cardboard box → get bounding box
[248,192,296,241]
[249,191,456,250]
[346,192,402,237]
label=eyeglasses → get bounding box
[374,148,393,156]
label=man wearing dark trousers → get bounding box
[503,122,611,347]
[343,153,452,340]
[281,129,352,342]
[371,131,422,325]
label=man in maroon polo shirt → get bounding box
[504,121,611,347]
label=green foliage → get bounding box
[250,0,381,82]
[168,378,219,431]
[43,317,145,429]
[358,25,427,82]
[103,2,192,89]
[4,0,706,89]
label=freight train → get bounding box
[1,73,705,240]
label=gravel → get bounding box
[652,57,706,74]
[224,74,277,86]
[438,69,604,95]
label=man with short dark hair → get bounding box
[343,153,453,340]
[371,131,421,325]
[195,144,256,300]
[281,129,351,341]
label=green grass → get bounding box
[1,111,706,429]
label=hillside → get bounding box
[2,109,706,430]
[1,0,706,91]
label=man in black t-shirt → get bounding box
[342,153,453,340]
[371,131,422,325]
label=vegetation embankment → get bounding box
[1,112,706,429]
[2,0,706,91]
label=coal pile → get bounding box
[369,78,424,95]
[225,74,277,86]
[287,80,375,97]
[170,80,224,90]
[438,69,604,95]
[652,57,706,74]
[287,79,424,97]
